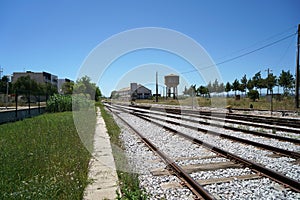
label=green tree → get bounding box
[257,78,266,96]
[240,74,247,96]
[207,81,213,94]
[73,76,101,101]
[212,79,219,93]
[62,81,74,95]
[266,73,277,95]
[13,75,39,94]
[110,90,119,99]
[195,85,200,96]
[252,71,267,95]
[95,87,102,101]
[225,82,231,97]
[248,90,259,102]
[232,79,240,96]
[252,71,261,89]
[185,85,196,96]
[39,82,57,96]
[278,70,294,96]
[246,79,254,91]
[218,82,225,93]
[197,85,209,97]
[238,84,245,95]
[73,81,86,94]
[183,86,188,96]
[0,76,12,94]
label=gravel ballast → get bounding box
[109,107,300,199]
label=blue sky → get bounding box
[0,0,299,96]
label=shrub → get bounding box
[72,94,94,111]
[46,94,72,112]
[46,94,94,112]
[248,90,259,102]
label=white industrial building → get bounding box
[116,83,152,100]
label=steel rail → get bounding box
[106,105,215,200]
[111,104,300,159]
[133,113,300,192]
[129,104,300,134]
[114,104,300,145]
[132,111,300,159]
[144,109,300,144]
[172,108,300,129]
[108,104,300,192]
[113,102,300,127]
[193,112,300,134]
[128,104,300,129]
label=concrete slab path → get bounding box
[84,107,119,200]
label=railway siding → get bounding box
[106,103,300,199]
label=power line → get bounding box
[275,35,295,66]
[216,25,297,61]
[181,31,297,74]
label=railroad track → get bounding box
[120,104,300,144]
[105,103,300,199]
[113,104,300,167]
[108,106,214,199]
[129,104,300,133]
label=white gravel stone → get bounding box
[141,112,300,181]
[108,107,300,199]
[204,178,300,200]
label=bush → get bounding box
[46,94,72,112]
[46,94,94,112]
[248,90,259,102]
[72,94,94,111]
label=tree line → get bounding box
[183,70,295,100]
[0,75,102,101]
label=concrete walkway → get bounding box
[84,107,119,200]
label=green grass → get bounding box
[226,96,298,110]
[97,102,147,200]
[0,112,94,199]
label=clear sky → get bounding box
[0,0,299,96]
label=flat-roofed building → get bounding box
[12,71,58,89]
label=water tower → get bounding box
[164,74,179,99]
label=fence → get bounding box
[0,107,46,124]
[0,89,48,124]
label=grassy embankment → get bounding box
[0,111,95,199]
[97,102,147,199]
[134,96,299,111]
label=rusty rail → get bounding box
[107,104,300,192]
[106,105,215,200]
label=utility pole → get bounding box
[156,71,158,102]
[265,68,273,115]
[295,24,300,108]
[6,75,10,109]
[0,67,3,79]
[265,68,272,95]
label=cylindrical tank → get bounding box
[164,74,179,87]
